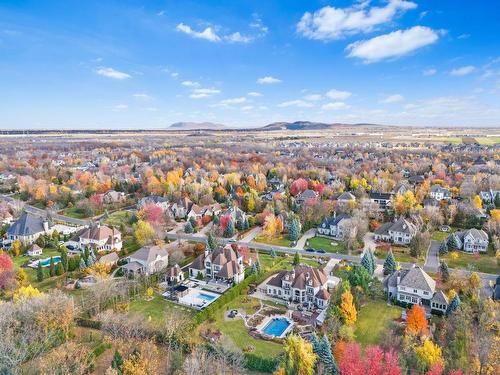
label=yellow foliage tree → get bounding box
[414,339,444,371]
[89,262,112,278]
[473,195,483,209]
[263,215,279,238]
[133,220,156,246]
[339,290,357,325]
[283,334,317,375]
[13,284,42,302]
[11,240,22,257]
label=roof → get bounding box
[98,252,119,264]
[388,217,417,235]
[167,264,182,277]
[7,211,51,236]
[315,288,330,300]
[273,265,328,290]
[431,290,449,305]
[122,261,143,272]
[374,222,393,236]
[129,245,168,264]
[190,254,205,270]
[337,192,355,201]
[369,191,393,200]
[79,224,120,241]
[399,266,436,293]
[320,213,350,228]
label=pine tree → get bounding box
[288,218,301,241]
[37,261,44,282]
[79,258,87,271]
[383,249,396,275]
[224,220,235,238]
[49,257,55,277]
[207,232,217,250]
[319,335,338,374]
[439,261,450,282]
[244,217,249,230]
[60,250,68,271]
[55,262,64,276]
[361,251,374,275]
[236,219,244,231]
[293,251,300,266]
[446,293,461,315]
[189,216,196,227]
[269,249,277,258]
[111,350,123,372]
[310,333,320,353]
[447,234,461,250]
[439,241,449,255]
[255,259,261,273]
[184,221,194,234]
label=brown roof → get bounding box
[191,254,205,270]
[80,225,120,241]
[273,266,328,290]
[315,288,330,300]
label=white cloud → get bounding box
[189,88,221,99]
[257,76,281,84]
[380,94,404,103]
[322,102,350,110]
[112,104,128,111]
[170,72,179,78]
[277,100,314,108]
[250,13,268,35]
[219,97,247,105]
[225,32,253,43]
[241,105,254,111]
[181,80,200,87]
[346,26,439,62]
[297,0,417,40]
[176,23,221,42]
[247,91,262,97]
[96,67,131,80]
[326,89,352,100]
[133,93,152,100]
[450,65,476,76]
[157,10,165,16]
[422,68,437,76]
[304,94,322,101]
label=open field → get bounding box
[354,300,401,346]
[375,245,421,264]
[307,236,347,254]
[441,251,500,274]
[253,235,292,247]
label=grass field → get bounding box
[375,245,421,264]
[441,251,500,274]
[307,236,347,254]
[62,206,93,219]
[253,235,292,247]
[104,210,136,227]
[129,293,194,325]
[354,300,401,346]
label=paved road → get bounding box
[424,240,441,273]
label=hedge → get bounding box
[244,352,280,373]
[76,318,102,330]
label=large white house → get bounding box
[69,223,122,252]
[374,217,417,245]
[266,265,330,310]
[122,245,169,276]
[384,265,448,313]
[189,245,244,284]
[6,211,54,245]
[449,228,489,253]
[430,185,451,200]
[316,213,351,239]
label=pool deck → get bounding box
[163,284,222,310]
[256,315,294,339]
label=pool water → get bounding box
[262,318,291,337]
[38,256,62,267]
[197,292,216,302]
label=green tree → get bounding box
[111,350,123,372]
[293,251,300,266]
[446,293,461,315]
[207,232,217,250]
[37,261,44,282]
[49,257,55,277]
[55,262,64,276]
[224,220,235,238]
[236,219,244,231]
[317,335,338,374]
[184,221,194,234]
[288,218,301,241]
[383,249,396,275]
[447,234,461,250]
[361,250,374,275]
[60,250,68,271]
[439,261,450,283]
[439,241,448,255]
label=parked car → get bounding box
[316,249,326,254]
[305,248,315,253]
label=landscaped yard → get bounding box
[104,210,136,227]
[441,251,500,274]
[253,235,292,247]
[62,206,93,219]
[375,245,421,264]
[199,295,284,359]
[354,300,401,346]
[307,236,347,254]
[129,293,194,325]
[431,231,449,242]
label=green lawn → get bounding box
[307,236,347,254]
[104,210,136,227]
[476,137,500,145]
[431,231,449,242]
[62,206,92,219]
[354,300,401,346]
[441,251,500,274]
[129,294,194,325]
[253,235,292,247]
[375,245,421,264]
[201,295,284,359]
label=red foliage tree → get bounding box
[142,203,165,226]
[219,214,231,230]
[0,253,14,289]
[365,345,384,375]
[425,363,443,375]
[382,349,402,375]
[290,178,308,196]
[338,342,364,375]
[339,343,402,375]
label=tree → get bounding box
[447,234,461,250]
[361,250,374,275]
[337,342,363,375]
[383,250,396,275]
[13,284,42,302]
[37,261,44,282]
[11,240,22,257]
[446,293,460,315]
[347,265,371,291]
[339,290,357,325]
[79,258,87,271]
[207,232,217,250]
[111,350,123,372]
[414,339,444,372]
[293,251,301,266]
[439,261,450,283]
[316,334,338,374]
[60,250,68,271]
[0,253,14,290]
[472,195,482,210]
[184,221,194,234]
[410,232,430,259]
[48,257,55,277]
[133,220,156,246]
[283,334,317,375]
[224,219,235,238]
[289,218,301,241]
[439,241,448,255]
[405,304,428,336]
[55,262,64,276]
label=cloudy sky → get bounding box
[1,0,500,129]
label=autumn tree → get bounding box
[0,253,15,290]
[405,304,428,337]
[283,334,317,375]
[339,290,357,326]
[414,339,444,372]
[133,220,156,246]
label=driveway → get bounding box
[424,240,440,272]
[362,232,377,256]
[194,222,213,237]
[240,226,262,243]
[294,228,316,249]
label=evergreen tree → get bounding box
[293,251,300,266]
[439,261,450,282]
[236,219,244,231]
[446,293,461,315]
[79,258,87,271]
[244,217,249,230]
[439,241,449,255]
[269,249,277,258]
[288,218,301,241]
[310,333,320,353]
[361,251,374,275]
[189,216,196,227]
[447,234,461,250]
[85,255,93,267]
[55,262,64,276]
[495,192,500,208]
[49,257,55,277]
[224,220,235,238]
[60,250,68,271]
[37,261,44,282]
[111,350,123,372]
[383,249,396,275]
[207,232,217,250]
[84,247,90,262]
[255,259,261,273]
[213,215,220,225]
[184,221,194,234]
[318,335,338,374]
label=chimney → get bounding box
[333,211,336,219]
[43,220,49,232]
[396,272,401,285]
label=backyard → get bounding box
[441,251,500,274]
[307,236,347,254]
[253,235,292,248]
[128,293,194,325]
[354,300,401,346]
[375,245,421,264]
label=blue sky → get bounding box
[1,0,500,129]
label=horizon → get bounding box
[1,0,500,129]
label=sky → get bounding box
[1,0,500,129]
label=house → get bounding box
[295,189,318,205]
[333,192,356,209]
[408,175,425,185]
[374,217,417,245]
[430,185,451,200]
[316,213,351,239]
[137,195,169,211]
[221,205,247,225]
[6,211,53,245]
[122,245,169,276]
[267,177,284,191]
[187,203,221,221]
[393,183,410,196]
[266,265,330,310]
[102,190,126,204]
[369,191,393,210]
[188,245,244,284]
[384,265,448,313]
[98,252,119,266]
[169,197,193,219]
[27,244,43,256]
[69,223,122,252]
[164,264,184,285]
[448,228,489,253]
[479,190,499,207]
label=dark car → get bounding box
[316,249,326,254]
[305,248,315,253]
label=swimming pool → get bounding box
[196,292,216,302]
[262,317,292,337]
[37,256,61,267]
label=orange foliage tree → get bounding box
[405,304,428,336]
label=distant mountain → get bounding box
[261,121,380,130]
[168,122,229,130]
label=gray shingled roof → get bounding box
[7,211,51,236]
[399,266,435,293]
[130,245,168,264]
